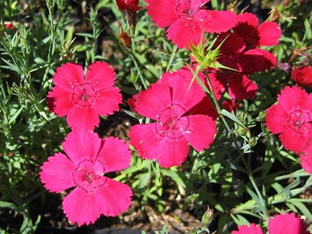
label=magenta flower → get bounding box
[145,0,237,49]
[266,86,312,153]
[40,131,132,226]
[232,212,309,234]
[232,223,263,234]
[233,12,281,49]
[48,62,122,130]
[129,68,217,168]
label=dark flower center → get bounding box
[71,82,97,108]
[155,104,190,140]
[287,109,312,134]
[72,159,107,193]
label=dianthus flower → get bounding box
[233,12,281,49]
[291,66,312,87]
[48,62,122,130]
[266,86,312,153]
[129,68,217,168]
[116,0,140,12]
[232,212,309,234]
[145,0,237,49]
[209,32,276,100]
[40,130,132,226]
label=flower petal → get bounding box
[277,86,309,112]
[97,137,132,173]
[167,18,203,49]
[93,87,122,117]
[133,79,171,120]
[53,63,84,91]
[40,153,76,192]
[300,144,312,173]
[266,104,288,134]
[62,187,101,227]
[279,128,307,153]
[228,75,258,100]
[232,223,263,234]
[47,87,74,117]
[258,21,281,46]
[62,130,101,164]
[85,61,117,91]
[146,0,178,27]
[129,123,189,168]
[95,177,132,217]
[182,115,216,152]
[199,10,237,33]
[268,212,309,234]
[66,106,100,130]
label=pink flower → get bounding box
[268,213,309,234]
[266,86,312,153]
[129,68,217,168]
[48,62,122,130]
[40,131,132,226]
[292,66,312,87]
[232,212,309,234]
[145,0,237,49]
[232,223,263,234]
[116,0,141,12]
[233,12,281,49]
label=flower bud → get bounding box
[116,0,140,13]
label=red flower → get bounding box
[116,0,140,12]
[232,213,309,234]
[3,23,16,31]
[48,62,122,130]
[40,131,132,226]
[145,0,237,49]
[233,12,281,49]
[209,32,276,100]
[291,66,312,87]
[129,68,217,168]
[266,86,312,153]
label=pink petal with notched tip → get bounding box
[132,81,171,120]
[47,87,74,116]
[268,213,309,234]
[62,187,102,227]
[182,115,216,152]
[96,137,132,173]
[93,88,122,117]
[52,63,84,91]
[199,10,237,34]
[166,18,203,49]
[279,128,307,153]
[232,223,263,234]
[85,61,117,91]
[129,123,190,168]
[277,86,309,112]
[266,104,288,134]
[40,153,76,193]
[145,0,178,28]
[94,177,132,217]
[62,130,101,164]
[258,21,281,46]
